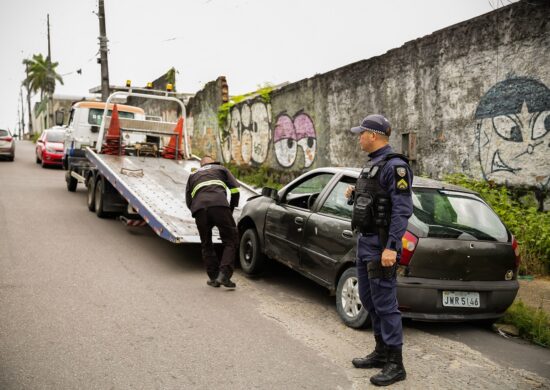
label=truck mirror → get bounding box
[54,110,64,126]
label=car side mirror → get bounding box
[54,110,64,126]
[261,187,279,202]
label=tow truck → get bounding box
[64,91,257,243]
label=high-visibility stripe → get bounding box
[230,188,240,194]
[191,180,227,198]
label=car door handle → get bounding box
[295,217,304,225]
[342,230,354,239]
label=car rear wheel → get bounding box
[87,175,96,212]
[239,228,266,275]
[336,267,371,329]
[95,177,108,218]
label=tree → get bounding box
[22,53,64,130]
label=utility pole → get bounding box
[24,63,33,136]
[20,87,25,140]
[46,14,52,128]
[98,0,110,101]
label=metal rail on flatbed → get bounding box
[86,148,258,243]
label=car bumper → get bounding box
[397,277,519,321]
[43,152,64,164]
[0,146,15,156]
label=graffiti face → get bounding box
[274,112,317,168]
[475,78,550,188]
[220,101,271,165]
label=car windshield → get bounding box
[46,131,65,143]
[88,108,135,125]
[410,189,508,242]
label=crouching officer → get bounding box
[186,156,240,288]
[345,114,413,386]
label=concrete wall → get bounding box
[187,0,550,194]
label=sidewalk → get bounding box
[516,277,550,314]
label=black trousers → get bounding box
[194,206,238,279]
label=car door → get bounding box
[264,172,335,269]
[300,175,357,284]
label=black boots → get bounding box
[370,347,406,386]
[352,335,387,369]
[215,272,236,288]
[206,279,220,287]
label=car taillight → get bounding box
[512,235,520,268]
[400,231,418,266]
[1,136,13,142]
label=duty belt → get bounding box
[366,261,397,280]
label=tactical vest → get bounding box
[351,153,409,235]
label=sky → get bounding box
[0,0,515,132]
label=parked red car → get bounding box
[36,128,65,167]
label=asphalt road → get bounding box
[1,141,549,389]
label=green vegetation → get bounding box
[31,132,42,143]
[165,67,176,90]
[23,54,64,114]
[217,84,274,136]
[225,162,298,190]
[501,300,550,348]
[445,174,550,275]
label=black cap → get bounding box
[350,114,391,136]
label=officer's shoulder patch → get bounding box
[394,165,410,193]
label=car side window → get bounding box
[319,177,356,219]
[284,173,334,209]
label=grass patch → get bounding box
[500,300,550,347]
[31,132,42,143]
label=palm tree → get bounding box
[23,53,64,131]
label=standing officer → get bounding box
[345,114,413,386]
[186,156,240,288]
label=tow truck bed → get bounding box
[86,147,257,243]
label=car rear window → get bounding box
[0,129,8,137]
[46,131,65,143]
[410,189,508,242]
[88,108,135,125]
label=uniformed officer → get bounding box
[345,114,413,386]
[186,156,240,288]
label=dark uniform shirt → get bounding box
[357,145,414,260]
[185,162,240,216]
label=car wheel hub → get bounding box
[341,276,362,318]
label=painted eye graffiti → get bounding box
[294,113,317,168]
[532,111,550,140]
[492,115,523,142]
[274,113,317,168]
[273,115,297,168]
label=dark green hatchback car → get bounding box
[237,168,519,328]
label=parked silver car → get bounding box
[0,129,15,161]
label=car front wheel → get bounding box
[336,267,371,329]
[239,228,266,275]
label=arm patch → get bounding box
[394,165,410,193]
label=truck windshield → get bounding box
[88,109,135,126]
[410,189,508,242]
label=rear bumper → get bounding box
[0,146,15,156]
[397,277,519,321]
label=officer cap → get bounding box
[350,114,391,136]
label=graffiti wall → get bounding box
[187,0,549,205]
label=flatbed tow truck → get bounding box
[65,91,257,243]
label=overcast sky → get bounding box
[0,0,513,132]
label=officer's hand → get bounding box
[381,249,397,267]
[344,185,355,199]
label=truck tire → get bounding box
[239,228,266,275]
[87,175,96,212]
[94,176,108,218]
[335,267,371,329]
[66,171,77,192]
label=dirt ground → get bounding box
[516,277,550,313]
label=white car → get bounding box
[0,129,15,161]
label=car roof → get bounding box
[308,167,478,194]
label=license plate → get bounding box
[442,291,480,308]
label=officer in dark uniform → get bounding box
[186,156,240,288]
[346,114,413,387]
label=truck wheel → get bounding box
[94,177,108,218]
[336,267,371,329]
[239,228,266,275]
[66,171,77,192]
[87,176,96,212]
